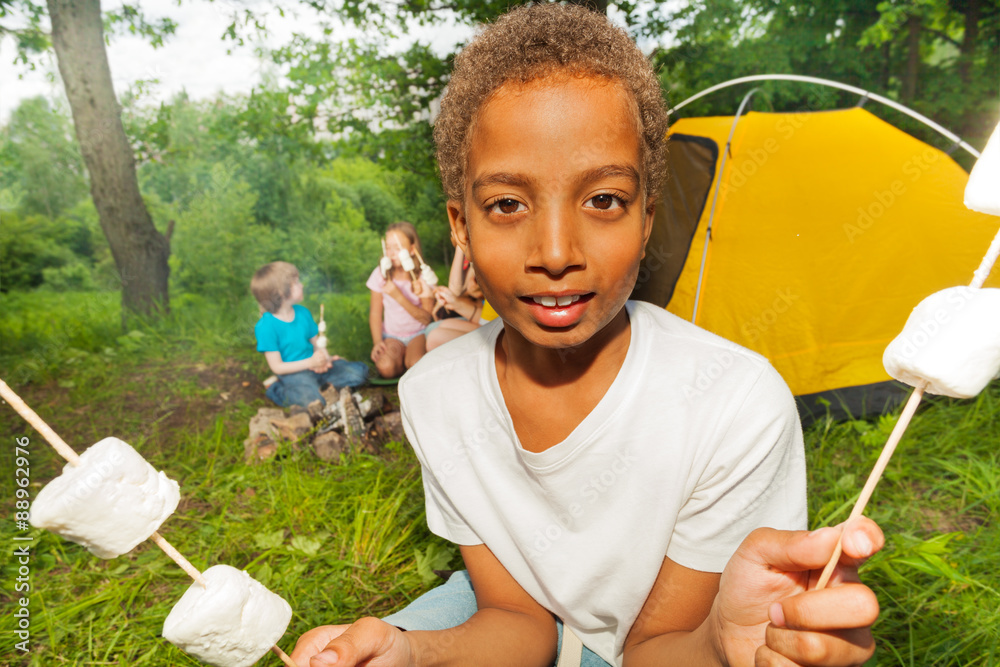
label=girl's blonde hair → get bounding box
[251,261,299,314]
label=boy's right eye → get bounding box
[486,198,526,215]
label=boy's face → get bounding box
[288,277,303,305]
[449,74,654,350]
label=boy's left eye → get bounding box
[586,194,624,211]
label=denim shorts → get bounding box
[382,570,611,667]
[384,331,424,345]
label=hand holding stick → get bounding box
[815,225,1000,590]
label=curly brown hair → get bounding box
[433,2,668,205]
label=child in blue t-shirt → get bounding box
[251,262,368,408]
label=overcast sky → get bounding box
[0,0,475,124]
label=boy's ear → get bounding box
[640,199,656,259]
[447,199,471,255]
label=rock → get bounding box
[244,407,284,455]
[255,442,278,461]
[306,400,325,424]
[244,434,277,462]
[270,412,313,441]
[320,385,340,406]
[373,412,405,444]
[340,387,365,439]
[313,431,350,462]
[358,392,385,419]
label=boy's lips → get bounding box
[519,292,595,328]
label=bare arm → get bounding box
[263,348,328,376]
[384,279,434,326]
[448,246,466,294]
[623,557,723,666]
[369,290,385,346]
[291,544,557,667]
[624,521,883,667]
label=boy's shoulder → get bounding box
[629,300,769,366]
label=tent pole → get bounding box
[668,74,981,159]
[691,88,761,323]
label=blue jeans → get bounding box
[382,570,611,666]
[265,360,369,408]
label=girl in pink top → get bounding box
[367,221,435,378]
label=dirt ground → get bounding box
[1,357,398,479]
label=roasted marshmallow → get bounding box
[162,565,293,667]
[29,437,180,558]
[883,286,1000,398]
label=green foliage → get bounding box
[40,262,96,292]
[169,169,280,304]
[0,212,84,291]
[0,96,87,219]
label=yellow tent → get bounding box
[634,108,999,415]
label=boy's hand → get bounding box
[712,518,883,666]
[291,618,412,667]
[310,349,333,372]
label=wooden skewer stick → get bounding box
[0,379,300,667]
[271,644,298,667]
[815,224,1000,590]
[814,381,926,589]
[0,380,81,465]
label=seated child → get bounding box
[251,261,368,408]
[425,261,485,352]
[293,5,883,667]
[368,222,435,378]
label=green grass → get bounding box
[2,290,999,665]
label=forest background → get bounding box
[0,1,999,666]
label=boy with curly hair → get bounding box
[293,5,883,666]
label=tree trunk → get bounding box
[958,0,980,88]
[902,13,921,103]
[958,0,981,135]
[47,0,170,324]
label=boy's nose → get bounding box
[526,206,585,277]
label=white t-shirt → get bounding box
[398,301,807,666]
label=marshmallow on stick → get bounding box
[883,287,1000,398]
[29,437,180,558]
[965,121,1000,217]
[398,248,419,281]
[414,249,438,287]
[316,304,328,352]
[815,121,1000,590]
[163,565,294,667]
[0,380,300,667]
[379,239,393,278]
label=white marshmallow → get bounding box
[316,334,328,350]
[317,320,327,334]
[162,565,292,667]
[883,286,1000,398]
[965,120,1000,217]
[29,437,180,559]
[421,263,438,286]
[379,256,393,278]
[398,249,416,273]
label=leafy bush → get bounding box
[170,169,281,303]
[41,262,96,292]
